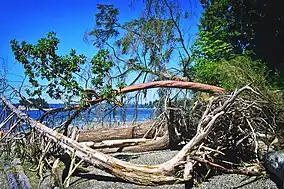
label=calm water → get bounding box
[0,104,155,129]
[28,106,154,124]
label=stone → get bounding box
[263,151,284,189]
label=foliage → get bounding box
[11,32,86,101]
[194,56,267,89]
[216,56,268,90]
[90,49,113,88]
[10,32,122,104]
[193,55,284,109]
[193,0,284,88]
[191,27,234,63]
[88,1,192,83]
[19,97,49,108]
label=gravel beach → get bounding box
[0,150,278,189]
[66,150,277,189]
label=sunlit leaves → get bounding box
[196,0,284,88]
[88,1,189,83]
[91,49,113,87]
[11,32,86,100]
[91,4,120,47]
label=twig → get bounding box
[190,156,262,176]
[245,117,259,161]
[0,119,21,142]
[0,112,15,130]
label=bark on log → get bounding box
[118,80,225,93]
[78,121,160,142]
[86,80,225,104]
[81,138,158,148]
[94,134,170,153]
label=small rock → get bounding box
[263,151,284,189]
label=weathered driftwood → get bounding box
[81,138,158,148]
[78,121,168,153]
[1,100,184,184]
[94,134,170,153]
[116,133,170,153]
[78,121,159,142]
[1,86,261,186]
[0,95,222,185]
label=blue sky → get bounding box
[0,0,202,103]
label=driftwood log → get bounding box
[0,86,261,186]
[78,121,158,142]
[78,121,168,153]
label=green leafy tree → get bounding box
[192,0,284,87]
[86,1,196,116]
[88,1,193,83]
[11,32,120,104]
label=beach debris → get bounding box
[0,85,267,186]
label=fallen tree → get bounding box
[77,121,158,142]
[0,85,265,186]
[85,80,225,105]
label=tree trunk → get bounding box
[81,138,158,148]
[78,121,163,142]
[86,80,225,104]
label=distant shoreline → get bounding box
[28,107,155,111]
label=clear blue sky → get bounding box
[0,0,202,103]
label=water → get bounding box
[27,105,155,124]
[0,104,155,130]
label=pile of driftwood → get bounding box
[0,80,283,187]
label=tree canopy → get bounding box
[9,0,284,101]
[192,0,284,88]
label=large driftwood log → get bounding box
[78,121,159,142]
[95,134,170,153]
[81,138,158,148]
[1,86,260,186]
[78,121,168,153]
[2,97,185,185]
